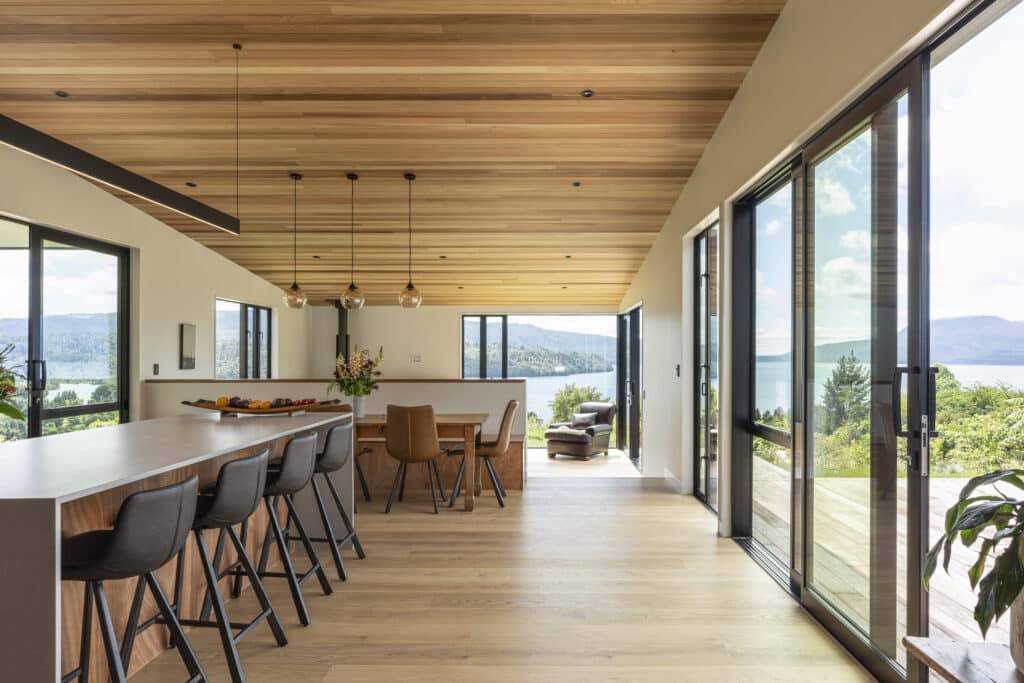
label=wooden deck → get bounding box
[752,454,1008,668]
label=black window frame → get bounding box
[461,314,508,379]
[216,298,273,379]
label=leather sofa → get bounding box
[544,401,616,460]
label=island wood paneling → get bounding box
[0,1,783,306]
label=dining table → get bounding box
[353,412,488,511]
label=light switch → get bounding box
[411,354,422,363]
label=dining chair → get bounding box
[384,404,446,514]
[447,399,519,508]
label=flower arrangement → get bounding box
[330,346,383,398]
[0,344,25,422]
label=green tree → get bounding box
[820,351,870,435]
[92,383,116,404]
[549,383,610,423]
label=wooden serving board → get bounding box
[182,399,341,416]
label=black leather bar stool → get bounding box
[122,450,288,683]
[61,476,206,683]
[234,432,332,626]
[288,419,366,582]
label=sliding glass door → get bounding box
[1,216,128,442]
[618,306,642,466]
[694,224,719,510]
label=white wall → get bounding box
[0,145,317,419]
[620,0,967,497]
[347,305,617,379]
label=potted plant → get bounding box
[925,468,1024,670]
[0,344,25,423]
[329,346,383,418]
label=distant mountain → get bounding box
[465,320,616,359]
[463,320,617,377]
[758,316,1024,365]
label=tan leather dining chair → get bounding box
[384,404,446,514]
[448,400,519,508]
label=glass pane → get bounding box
[259,308,271,379]
[215,300,242,379]
[462,316,480,378]
[42,410,119,436]
[753,183,793,566]
[808,92,908,664]
[707,225,720,510]
[245,306,255,379]
[485,316,504,378]
[0,218,29,443]
[697,235,708,498]
[41,239,119,409]
[927,0,1024,646]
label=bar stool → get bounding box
[235,432,332,626]
[122,450,288,683]
[61,476,206,683]
[290,419,366,582]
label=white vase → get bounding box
[1012,593,1024,673]
[350,395,366,418]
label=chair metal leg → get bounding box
[263,495,312,625]
[257,499,278,576]
[225,525,288,646]
[483,457,505,508]
[199,527,227,623]
[78,580,94,682]
[426,462,439,514]
[398,462,408,502]
[355,454,372,502]
[487,456,507,498]
[119,575,147,668]
[194,529,245,683]
[431,459,447,502]
[311,476,347,581]
[385,461,405,513]
[448,457,466,508]
[231,519,248,599]
[324,472,366,559]
[284,494,334,596]
[145,571,207,682]
[93,582,128,683]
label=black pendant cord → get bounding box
[350,177,356,285]
[233,43,241,220]
[407,176,413,285]
[292,174,298,287]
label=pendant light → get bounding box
[341,173,365,310]
[283,172,308,308]
[398,172,423,308]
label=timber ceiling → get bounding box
[0,1,784,306]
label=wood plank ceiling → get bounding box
[0,1,784,306]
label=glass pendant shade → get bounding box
[398,282,422,308]
[284,282,307,308]
[341,281,365,310]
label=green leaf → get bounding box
[974,537,1024,638]
[924,537,944,589]
[0,402,24,421]
[968,538,995,589]
[958,470,1024,503]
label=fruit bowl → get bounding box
[182,397,342,416]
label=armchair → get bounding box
[544,401,616,460]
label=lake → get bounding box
[756,361,1024,414]
[520,371,617,422]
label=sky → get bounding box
[509,315,617,338]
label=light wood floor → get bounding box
[526,447,642,479]
[132,479,871,683]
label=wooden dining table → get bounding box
[353,413,488,511]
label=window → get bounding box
[461,315,507,379]
[215,299,272,379]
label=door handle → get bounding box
[928,367,939,438]
[29,359,47,392]
[892,366,910,438]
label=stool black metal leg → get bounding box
[93,582,128,683]
[426,462,439,514]
[431,459,447,502]
[198,527,227,623]
[257,498,278,576]
[311,476,347,581]
[119,576,146,668]
[385,461,405,513]
[283,494,334,595]
[448,457,466,508]
[77,580,94,683]
[225,525,288,646]
[144,571,207,683]
[324,472,366,559]
[355,454,372,502]
[194,528,245,683]
[173,545,186,614]
[398,462,408,502]
[483,457,505,508]
[231,519,247,599]
[264,495,312,626]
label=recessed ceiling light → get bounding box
[53,90,70,99]
[439,255,448,259]
[572,181,582,187]
[185,181,197,188]
[565,254,572,259]
[457,286,464,290]
[312,255,321,259]
[580,89,595,98]
[561,285,568,289]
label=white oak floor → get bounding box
[526,447,642,479]
[132,479,871,683]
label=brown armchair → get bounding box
[544,401,616,460]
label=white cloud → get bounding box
[840,230,871,252]
[818,256,870,298]
[816,177,856,217]
[762,219,782,237]
[755,270,776,302]
[931,221,1024,321]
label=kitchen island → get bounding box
[0,411,348,682]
